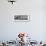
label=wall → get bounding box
[0,0,46,41]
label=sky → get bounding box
[0,0,46,42]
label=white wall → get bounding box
[0,0,46,41]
